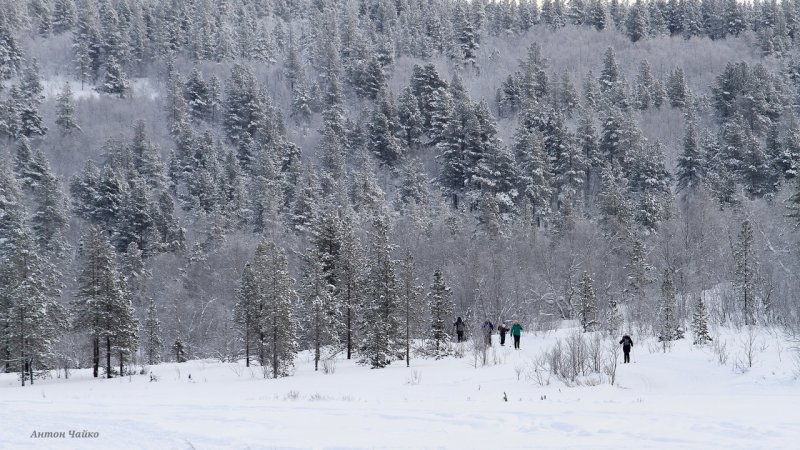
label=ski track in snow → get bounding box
[1,328,799,449]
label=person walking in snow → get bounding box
[498,322,509,346]
[619,334,634,363]
[511,321,522,349]
[482,320,494,346]
[453,317,466,343]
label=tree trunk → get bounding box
[245,325,250,367]
[106,337,112,379]
[346,284,352,360]
[119,351,124,377]
[92,337,99,378]
[29,359,33,385]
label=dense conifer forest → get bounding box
[1,0,799,381]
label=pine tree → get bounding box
[427,267,453,358]
[55,82,81,134]
[625,239,651,304]
[301,247,340,371]
[626,1,648,42]
[0,171,66,385]
[184,68,212,121]
[234,261,260,367]
[514,125,552,227]
[578,271,598,332]
[97,56,129,98]
[143,298,162,365]
[657,268,680,349]
[606,296,623,335]
[666,67,689,109]
[788,177,800,228]
[691,294,712,345]
[359,216,400,369]
[676,117,704,195]
[258,241,297,377]
[72,227,138,378]
[733,219,758,326]
[52,0,77,35]
[129,120,164,188]
[0,16,23,79]
[398,249,423,366]
[16,60,47,137]
[335,214,364,360]
[29,153,68,258]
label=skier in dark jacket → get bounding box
[482,320,494,346]
[497,323,509,346]
[453,317,466,343]
[620,335,634,363]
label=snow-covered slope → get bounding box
[2,327,798,449]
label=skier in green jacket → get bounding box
[510,322,522,349]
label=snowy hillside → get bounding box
[3,326,798,450]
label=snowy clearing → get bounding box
[2,327,799,450]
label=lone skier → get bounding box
[453,317,466,343]
[620,334,634,363]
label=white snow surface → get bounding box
[2,326,799,449]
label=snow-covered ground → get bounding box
[2,326,799,449]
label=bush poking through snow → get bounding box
[712,339,729,366]
[406,369,422,385]
[527,332,619,387]
[322,358,337,375]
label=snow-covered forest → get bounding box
[1,0,800,439]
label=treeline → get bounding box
[0,0,799,383]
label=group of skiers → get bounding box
[452,317,523,349]
[453,317,636,363]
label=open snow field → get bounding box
[2,327,799,450]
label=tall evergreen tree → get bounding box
[72,227,138,378]
[300,247,340,371]
[578,271,598,332]
[427,267,453,358]
[657,268,681,349]
[143,298,162,365]
[359,216,400,369]
[55,82,81,134]
[691,294,712,345]
[676,117,705,195]
[733,219,758,326]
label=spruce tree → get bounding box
[606,296,623,335]
[72,227,138,378]
[97,56,129,98]
[398,249,423,366]
[0,171,66,385]
[359,216,400,369]
[55,82,81,134]
[676,117,704,195]
[657,268,680,350]
[788,177,800,228]
[143,298,162,365]
[256,241,297,377]
[300,247,340,371]
[16,61,47,137]
[234,261,260,367]
[427,267,453,358]
[578,271,598,332]
[691,294,712,345]
[336,214,364,360]
[733,219,758,326]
